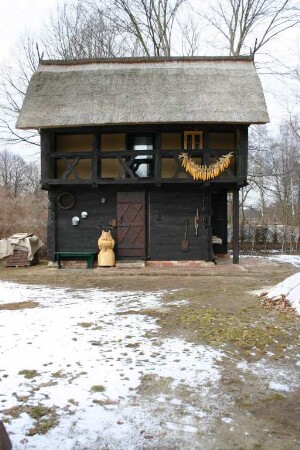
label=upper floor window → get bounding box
[54,134,93,180]
[184,131,203,150]
[131,136,154,178]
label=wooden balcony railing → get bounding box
[46,148,239,184]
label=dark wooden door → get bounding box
[117,192,146,257]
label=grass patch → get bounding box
[262,392,286,401]
[13,393,30,402]
[163,291,203,303]
[27,407,58,436]
[27,417,58,436]
[177,307,284,352]
[77,322,93,328]
[92,399,118,406]
[125,342,140,348]
[91,384,106,393]
[1,418,10,424]
[1,405,24,418]
[2,404,58,435]
[18,369,39,379]
[0,301,40,310]
[27,405,52,420]
[155,300,295,358]
[51,371,65,378]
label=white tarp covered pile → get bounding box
[0,233,43,261]
[260,272,300,315]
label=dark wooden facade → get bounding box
[42,124,248,264]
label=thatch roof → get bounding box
[17,56,269,129]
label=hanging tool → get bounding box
[181,219,189,251]
[194,208,199,236]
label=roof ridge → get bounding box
[40,55,254,66]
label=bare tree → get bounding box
[0,1,126,150]
[0,149,28,196]
[0,0,193,150]
[44,0,126,59]
[0,185,48,245]
[179,15,201,56]
[0,34,40,147]
[247,125,271,224]
[24,161,41,194]
[92,0,187,56]
[0,149,42,196]
[205,0,300,56]
[242,121,300,251]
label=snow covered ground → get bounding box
[241,254,300,267]
[0,282,223,450]
[263,254,300,267]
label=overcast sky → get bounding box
[0,0,57,61]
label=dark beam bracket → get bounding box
[61,157,81,180]
[118,156,136,179]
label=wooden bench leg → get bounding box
[87,255,94,269]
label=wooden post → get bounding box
[92,131,100,181]
[203,129,210,166]
[236,126,248,178]
[203,189,213,261]
[232,187,239,264]
[40,130,53,184]
[47,190,56,261]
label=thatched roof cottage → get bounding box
[17,56,269,266]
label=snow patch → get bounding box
[221,417,233,424]
[268,382,290,392]
[237,360,299,392]
[241,255,300,267]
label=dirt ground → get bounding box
[0,257,299,449]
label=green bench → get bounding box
[55,251,97,269]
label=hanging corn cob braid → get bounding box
[179,152,233,181]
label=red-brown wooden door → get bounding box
[117,192,146,257]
